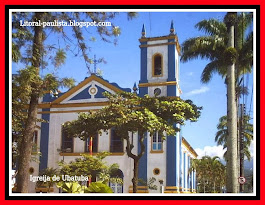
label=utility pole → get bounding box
[239,104,246,192]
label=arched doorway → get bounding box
[109,169,123,193]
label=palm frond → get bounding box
[215,130,227,145]
[195,19,227,37]
[237,32,253,71]
[201,60,226,83]
[244,147,251,161]
[181,36,225,63]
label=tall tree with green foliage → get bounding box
[190,156,226,193]
[215,115,253,161]
[224,12,238,193]
[35,152,119,193]
[12,12,137,193]
[63,92,201,193]
[181,12,253,193]
[58,152,121,185]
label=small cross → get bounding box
[93,54,98,74]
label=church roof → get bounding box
[41,74,131,105]
[182,137,198,158]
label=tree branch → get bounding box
[125,135,137,160]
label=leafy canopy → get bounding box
[63,92,202,140]
[59,152,117,177]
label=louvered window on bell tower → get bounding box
[153,54,163,76]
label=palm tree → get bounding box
[181,13,253,84]
[189,156,226,193]
[212,159,226,193]
[181,12,253,193]
[215,115,253,161]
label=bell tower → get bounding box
[138,21,183,193]
[138,21,181,98]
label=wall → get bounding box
[45,108,137,193]
[147,132,167,193]
[147,40,168,83]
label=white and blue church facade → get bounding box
[27,22,198,194]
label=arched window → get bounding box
[110,169,123,193]
[153,54,163,76]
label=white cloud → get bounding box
[195,142,254,160]
[187,72,193,76]
[195,145,226,160]
[186,86,210,96]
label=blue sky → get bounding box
[12,11,254,159]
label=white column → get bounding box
[185,151,188,192]
[181,150,184,191]
[194,170,197,191]
[191,170,194,192]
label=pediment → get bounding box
[51,75,126,104]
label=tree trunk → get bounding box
[132,160,139,193]
[16,12,44,193]
[226,12,239,193]
[125,133,145,193]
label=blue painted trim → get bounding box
[88,74,131,92]
[70,86,92,100]
[109,82,131,92]
[39,108,50,172]
[138,87,148,97]
[175,132,180,188]
[167,39,176,82]
[43,93,59,102]
[94,85,108,98]
[179,127,182,188]
[138,81,148,181]
[166,134,177,186]
[139,41,148,84]
[167,85,177,97]
[138,132,147,182]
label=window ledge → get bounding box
[150,150,164,153]
[59,152,125,156]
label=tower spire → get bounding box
[133,82,138,94]
[141,24,146,38]
[170,20,175,35]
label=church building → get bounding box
[27,22,198,194]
